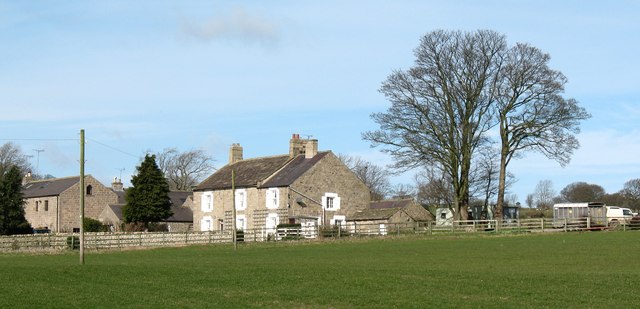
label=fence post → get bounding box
[397,224,400,236]
[428,221,432,235]
[587,217,591,229]
[541,219,544,232]
[496,220,500,233]
[564,218,567,232]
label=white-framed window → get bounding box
[330,215,346,227]
[201,191,213,212]
[266,213,279,234]
[201,216,213,231]
[235,189,247,211]
[322,193,340,211]
[266,188,279,209]
[236,215,247,231]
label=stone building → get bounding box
[98,191,194,232]
[347,199,434,234]
[193,134,370,234]
[22,175,119,232]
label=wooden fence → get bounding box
[2,218,638,252]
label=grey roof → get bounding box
[261,152,329,188]
[370,199,413,209]
[196,155,291,190]
[195,152,330,191]
[22,176,80,198]
[109,191,193,223]
[349,208,401,221]
[107,204,124,219]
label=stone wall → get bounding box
[23,196,60,231]
[58,176,119,232]
[288,152,370,225]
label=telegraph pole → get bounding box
[232,169,237,251]
[79,129,85,265]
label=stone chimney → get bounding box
[305,139,318,159]
[229,143,243,164]
[112,177,124,192]
[289,134,306,158]
[22,171,33,185]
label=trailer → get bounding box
[553,202,604,229]
[553,202,632,229]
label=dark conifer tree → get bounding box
[0,165,33,235]
[123,154,172,227]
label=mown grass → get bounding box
[1,231,639,308]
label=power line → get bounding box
[86,138,139,158]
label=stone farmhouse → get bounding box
[193,134,370,234]
[22,175,119,233]
[347,199,434,234]
[98,191,194,232]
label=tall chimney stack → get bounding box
[305,139,318,159]
[289,134,306,158]
[229,143,243,164]
[112,177,124,192]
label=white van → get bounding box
[606,206,633,227]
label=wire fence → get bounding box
[2,217,639,252]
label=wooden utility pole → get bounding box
[79,129,85,265]
[231,169,237,251]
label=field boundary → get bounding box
[2,218,639,252]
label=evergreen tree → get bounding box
[123,154,172,227]
[0,165,33,235]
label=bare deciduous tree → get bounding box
[533,180,555,209]
[364,30,505,221]
[415,168,454,207]
[621,178,640,209]
[494,43,590,218]
[470,145,516,211]
[0,142,33,178]
[337,154,390,201]
[156,148,215,191]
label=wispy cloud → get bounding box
[179,7,279,46]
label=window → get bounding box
[266,213,279,234]
[330,215,346,227]
[44,200,49,212]
[236,215,247,231]
[235,189,247,211]
[35,201,39,212]
[440,212,447,220]
[201,192,213,212]
[266,188,279,209]
[322,193,340,211]
[201,216,213,231]
[86,185,93,195]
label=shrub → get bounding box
[83,217,108,232]
[124,222,147,232]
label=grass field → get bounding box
[1,231,639,308]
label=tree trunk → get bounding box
[495,121,509,221]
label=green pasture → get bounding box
[1,232,639,308]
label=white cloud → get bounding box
[179,7,279,46]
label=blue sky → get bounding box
[1,1,639,203]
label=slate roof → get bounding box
[349,208,402,221]
[261,152,329,188]
[22,176,81,198]
[108,191,193,223]
[370,199,413,209]
[195,152,330,191]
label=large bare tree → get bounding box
[0,142,33,178]
[364,30,504,220]
[155,148,215,191]
[337,154,391,201]
[493,43,590,218]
